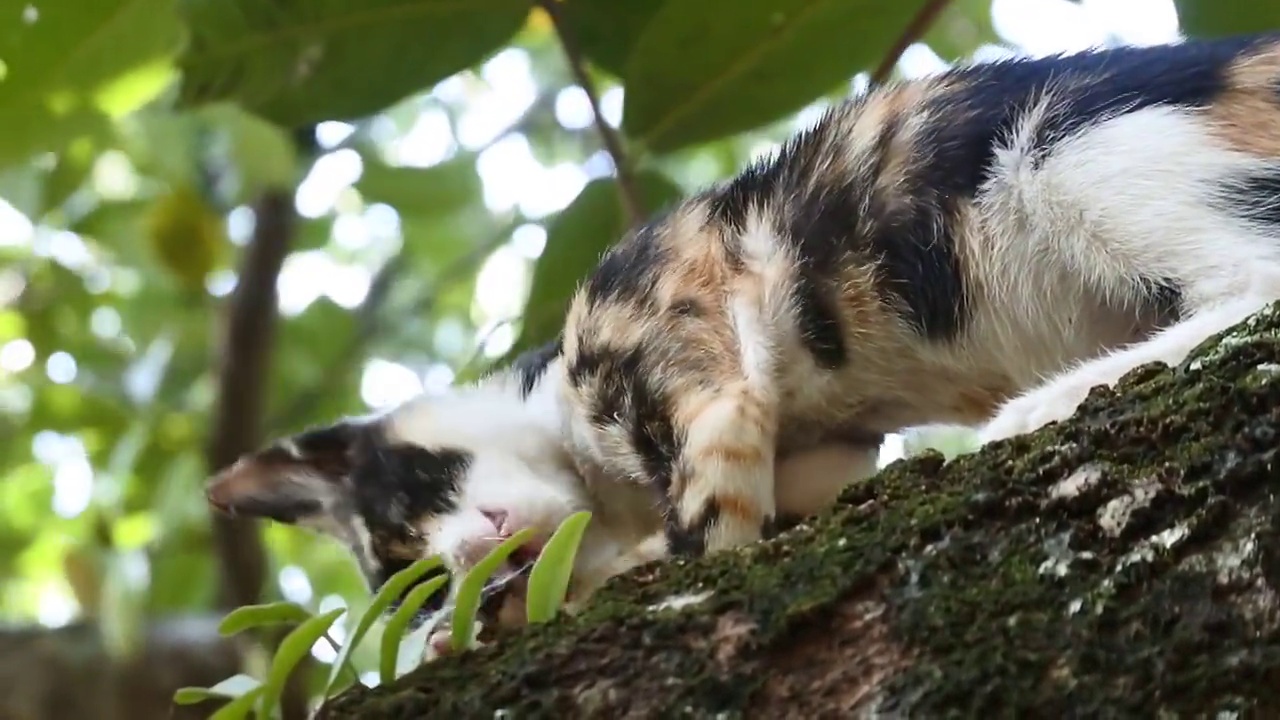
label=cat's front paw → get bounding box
[978,377,1101,444]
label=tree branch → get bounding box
[870,0,955,86]
[537,0,644,229]
[204,189,306,720]
[206,189,294,610]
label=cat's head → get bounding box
[205,355,587,628]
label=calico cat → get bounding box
[207,32,1280,643]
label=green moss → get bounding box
[320,302,1280,719]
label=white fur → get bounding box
[381,353,881,629]
[970,102,1280,441]
[386,363,599,579]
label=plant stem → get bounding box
[869,0,956,86]
[537,0,644,229]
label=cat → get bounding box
[207,31,1280,646]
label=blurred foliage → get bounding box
[0,0,1267,712]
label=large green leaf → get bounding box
[377,573,449,684]
[507,170,682,358]
[0,0,182,164]
[559,0,667,79]
[356,154,481,217]
[217,600,314,636]
[201,103,302,202]
[0,165,45,218]
[524,510,592,624]
[1173,0,1280,38]
[622,0,922,153]
[450,527,536,651]
[177,0,531,128]
[173,674,263,705]
[113,108,204,189]
[258,607,346,716]
[323,555,443,696]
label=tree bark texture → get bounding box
[320,303,1280,719]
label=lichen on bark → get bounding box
[319,302,1280,719]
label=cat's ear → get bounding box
[205,422,363,529]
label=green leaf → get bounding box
[377,574,450,684]
[1173,0,1280,38]
[209,686,266,720]
[218,600,313,636]
[0,0,182,164]
[178,0,531,128]
[0,165,45,219]
[525,511,592,624]
[71,199,151,257]
[173,674,264,705]
[507,171,682,358]
[356,154,481,217]
[559,0,668,79]
[258,607,346,717]
[321,555,443,697]
[450,527,537,651]
[201,103,301,202]
[44,143,96,211]
[622,0,921,153]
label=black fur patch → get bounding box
[706,124,860,361]
[510,337,562,400]
[352,442,467,536]
[629,372,680,496]
[582,219,667,308]
[670,298,701,317]
[348,424,471,613]
[791,269,848,368]
[768,513,806,536]
[285,422,361,477]
[863,191,967,341]
[705,159,783,229]
[568,343,682,496]
[1213,167,1280,230]
[269,420,470,616]
[918,33,1269,192]
[1138,277,1185,325]
[707,103,969,346]
[666,502,718,557]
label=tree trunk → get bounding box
[320,303,1280,719]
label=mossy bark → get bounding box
[320,303,1280,719]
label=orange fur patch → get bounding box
[1205,41,1280,159]
[713,492,766,525]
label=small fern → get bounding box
[175,511,593,719]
